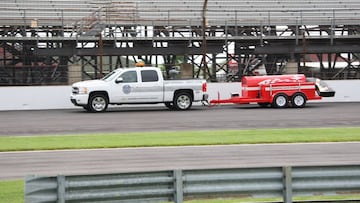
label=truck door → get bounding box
[138,69,164,102]
[111,70,141,103]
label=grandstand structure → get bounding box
[1,0,360,85]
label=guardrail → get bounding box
[25,165,360,203]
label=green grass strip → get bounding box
[0,180,24,203]
[1,127,360,152]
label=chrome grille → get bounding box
[72,87,79,94]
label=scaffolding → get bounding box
[1,0,360,85]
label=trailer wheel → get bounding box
[272,94,288,108]
[291,93,307,108]
[173,92,192,110]
[88,94,108,112]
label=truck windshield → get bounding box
[102,70,122,82]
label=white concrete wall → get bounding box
[0,80,359,111]
[0,86,74,111]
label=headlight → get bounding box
[72,87,88,94]
[78,87,88,94]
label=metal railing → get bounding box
[25,164,360,203]
[2,6,360,27]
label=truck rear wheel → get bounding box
[173,92,192,110]
[88,94,108,112]
[272,94,288,108]
[291,93,307,108]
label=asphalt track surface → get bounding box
[0,102,360,180]
[0,102,360,136]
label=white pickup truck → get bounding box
[70,67,208,112]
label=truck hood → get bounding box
[72,80,107,88]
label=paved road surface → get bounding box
[1,143,360,180]
[0,102,359,136]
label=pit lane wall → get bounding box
[0,80,359,111]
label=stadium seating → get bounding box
[0,0,359,27]
[0,0,95,26]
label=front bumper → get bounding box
[70,94,89,106]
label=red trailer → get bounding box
[210,74,335,108]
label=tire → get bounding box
[291,93,307,108]
[173,92,193,110]
[88,94,108,112]
[272,94,288,108]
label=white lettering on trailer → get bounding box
[258,75,304,85]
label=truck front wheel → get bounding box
[173,92,192,110]
[88,94,108,112]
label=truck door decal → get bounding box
[123,85,131,94]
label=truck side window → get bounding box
[141,70,158,82]
[120,71,137,83]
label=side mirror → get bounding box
[115,77,123,84]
